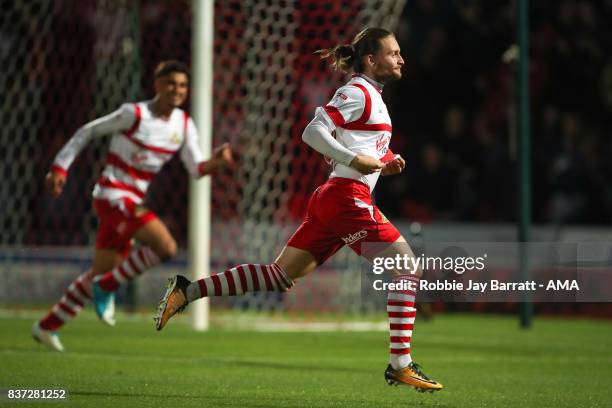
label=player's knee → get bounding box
[285,267,309,280]
[155,239,177,261]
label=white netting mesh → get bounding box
[211,0,407,312]
[0,0,406,314]
[0,0,144,246]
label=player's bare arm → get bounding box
[44,104,136,199]
[349,154,384,174]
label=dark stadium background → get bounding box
[5,0,610,317]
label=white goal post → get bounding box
[190,0,214,331]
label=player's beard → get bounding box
[374,66,402,84]
[386,67,402,82]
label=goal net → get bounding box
[0,0,406,318]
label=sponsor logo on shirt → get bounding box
[341,229,368,245]
[376,134,390,153]
[332,92,349,105]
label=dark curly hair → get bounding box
[154,60,190,79]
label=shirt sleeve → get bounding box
[381,149,396,163]
[52,103,136,173]
[320,85,365,128]
[302,108,357,166]
[179,116,205,178]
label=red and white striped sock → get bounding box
[388,274,419,369]
[97,247,161,292]
[38,270,94,331]
[186,263,294,301]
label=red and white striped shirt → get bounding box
[304,74,395,191]
[51,101,204,205]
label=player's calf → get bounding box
[155,263,294,330]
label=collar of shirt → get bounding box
[351,73,384,93]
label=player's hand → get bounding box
[45,171,66,198]
[198,144,234,177]
[349,155,384,175]
[381,154,405,176]
[213,143,235,167]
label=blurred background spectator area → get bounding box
[1,0,611,251]
[378,0,612,225]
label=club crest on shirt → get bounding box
[170,132,181,144]
[134,205,148,218]
[377,210,389,224]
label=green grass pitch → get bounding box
[1,312,611,407]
